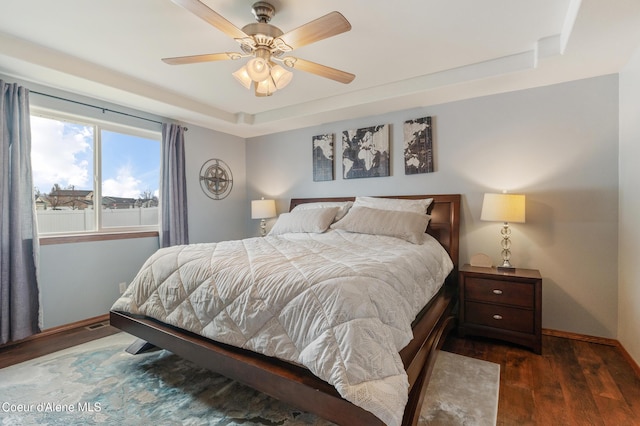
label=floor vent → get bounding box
[85,321,108,331]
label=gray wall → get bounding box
[247,75,620,339]
[39,237,158,328]
[619,46,640,365]
[183,124,247,244]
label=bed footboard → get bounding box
[110,279,456,426]
[110,310,384,425]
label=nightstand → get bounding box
[458,264,542,354]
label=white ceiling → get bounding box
[1,0,639,138]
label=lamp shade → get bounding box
[255,77,277,97]
[251,199,276,219]
[232,66,252,90]
[480,193,526,223]
[270,64,293,89]
[246,57,270,82]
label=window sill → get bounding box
[39,231,159,246]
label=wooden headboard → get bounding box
[289,194,460,269]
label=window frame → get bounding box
[31,107,162,238]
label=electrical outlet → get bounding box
[119,282,127,294]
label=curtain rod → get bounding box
[30,90,187,130]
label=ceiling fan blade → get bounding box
[171,0,247,39]
[283,57,355,84]
[276,11,351,51]
[162,52,243,65]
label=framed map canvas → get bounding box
[342,124,390,179]
[404,116,433,174]
[312,133,334,181]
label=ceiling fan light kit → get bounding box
[232,61,292,96]
[165,0,355,97]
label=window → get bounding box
[31,112,161,235]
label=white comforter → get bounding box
[111,229,453,426]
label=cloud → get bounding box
[31,115,159,199]
[31,116,92,192]
[102,164,143,198]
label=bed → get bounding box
[109,194,460,426]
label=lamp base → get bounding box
[496,265,516,272]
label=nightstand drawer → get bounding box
[465,277,534,308]
[465,301,534,333]
[459,265,542,353]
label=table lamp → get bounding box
[480,193,526,271]
[251,198,276,237]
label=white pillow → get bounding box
[353,196,433,214]
[291,201,353,221]
[268,207,340,236]
[330,206,430,244]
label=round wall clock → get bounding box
[199,158,233,200]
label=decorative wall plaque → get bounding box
[199,158,233,200]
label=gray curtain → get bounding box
[0,80,41,345]
[160,123,189,248]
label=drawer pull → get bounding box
[492,289,503,295]
[492,314,503,320]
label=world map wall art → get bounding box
[404,116,434,174]
[342,124,390,179]
[312,133,335,181]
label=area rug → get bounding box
[0,333,499,425]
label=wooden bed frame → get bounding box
[109,194,460,426]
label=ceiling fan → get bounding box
[163,0,356,97]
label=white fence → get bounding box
[36,207,158,233]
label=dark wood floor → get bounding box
[442,334,640,426]
[1,322,639,425]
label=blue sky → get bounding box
[31,115,160,199]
